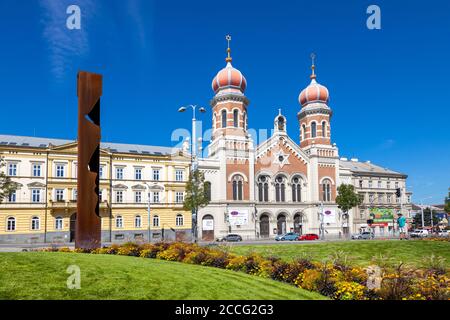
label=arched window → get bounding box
[31,216,40,230]
[204,181,211,201]
[233,110,239,127]
[232,175,244,201]
[277,116,285,131]
[322,121,326,137]
[135,215,142,228]
[275,175,286,202]
[221,110,227,128]
[7,217,15,231]
[55,216,63,230]
[292,176,302,202]
[311,122,317,138]
[153,215,160,227]
[176,214,184,226]
[322,179,332,202]
[116,215,123,228]
[257,176,269,202]
[302,124,307,141]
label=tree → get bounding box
[412,208,439,228]
[183,169,210,242]
[444,188,450,214]
[335,184,363,235]
[0,157,16,204]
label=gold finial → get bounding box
[310,52,316,79]
[225,35,232,63]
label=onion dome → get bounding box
[299,55,329,106]
[212,35,247,94]
[212,62,247,94]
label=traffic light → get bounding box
[395,188,401,197]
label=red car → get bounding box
[298,233,319,241]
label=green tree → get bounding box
[0,157,16,204]
[444,188,450,214]
[412,208,439,228]
[183,169,210,241]
[335,184,363,234]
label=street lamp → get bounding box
[178,104,207,243]
[143,182,153,243]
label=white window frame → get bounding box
[116,215,123,228]
[31,189,41,203]
[176,214,184,226]
[55,189,64,202]
[115,167,124,180]
[152,191,160,203]
[115,190,124,203]
[135,215,142,228]
[134,168,142,180]
[175,192,184,203]
[32,163,42,177]
[8,190,16,203]
[175,170,184,182]
[7,217,16,232]
[152,169,160,181]
[55,216,63,230]
[31,216,40,230]
[55,164,66,178]
[8,163,17,176]
[135,191,142,203]
[153,215,160,227]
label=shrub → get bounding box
[202,250,230,269]
[421,254,447,275]
[58,247,72,253]
[226,255,247,272]
[334,281,367,300]
[378,264,415,300]
[411,274,450,300]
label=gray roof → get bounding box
[340,159,406,177]
[0,134,179,156]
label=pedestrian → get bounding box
[397,213,407,240]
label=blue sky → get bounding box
[0,0,449,204]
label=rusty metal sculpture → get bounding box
[76,71,102,249]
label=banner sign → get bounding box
[202,219,214,231]
[369,208,394,222]
[229,210,249,226]
[323,208,336,224]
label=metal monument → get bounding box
[76,71,102,249]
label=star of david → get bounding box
[274,150,290,168]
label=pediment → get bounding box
[112,184,128,189]
[27,182,46,188]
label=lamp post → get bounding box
[178,105,206,243]
[143,182,152,243]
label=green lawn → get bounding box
[227,240,450,268]
[0,252,325,300]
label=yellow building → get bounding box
[0,135,192,244]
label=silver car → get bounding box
[351,232,374,240]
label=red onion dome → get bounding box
[212,62,247,94]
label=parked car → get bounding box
[275,232,300,241]
[298,233,319,241]
[437,230,449,237]
[351,231,374,240]
[217,234,242,242]
[409,229,429,238]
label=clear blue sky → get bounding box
[0,0,449,204]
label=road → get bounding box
[0,237,402,252]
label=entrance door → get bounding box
[70,213,77,242]
[202,215,214,241]
[277,214,287,235]
[259,214,270,238]
[294,214,303,235]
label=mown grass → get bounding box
[0,252,326,300]
[227,240,450,268]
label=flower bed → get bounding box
[45,242,450,300]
